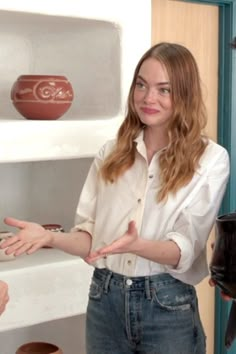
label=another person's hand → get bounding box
[209,277,232,300]
[85,220,138,263]
[0,280,9,315]
[0,217,53,256]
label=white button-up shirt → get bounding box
[73,133,230,285]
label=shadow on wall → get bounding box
[0,314,86,354]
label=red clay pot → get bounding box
[11,75,74,120]
[42,224,64,232]
[16,342,63,354]
[41,224,64,248]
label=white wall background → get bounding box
[0,1,151,353]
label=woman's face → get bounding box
[133,58,173,131]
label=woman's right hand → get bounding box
[0,217,54,256]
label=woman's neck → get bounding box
[144,128,168,153]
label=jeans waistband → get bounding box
[93,268,181,299]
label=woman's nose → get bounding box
[144,88,157,103]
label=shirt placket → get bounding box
[121,158,150,276]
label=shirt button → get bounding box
[137,198,141,203]
[126,279,133,286]
[127,260,132,265]
[149,174,154,178]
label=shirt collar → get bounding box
[134,130,167,159]
[134,130,145,145]
[134,130,147,159]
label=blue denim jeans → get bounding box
[86,268,206,354]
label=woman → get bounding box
[0,43,230,354]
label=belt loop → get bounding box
[104,270,113,294]
[145,276,151,300]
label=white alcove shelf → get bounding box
[0,157,94,334]
[0,11,121,122]
[0,1,151,162]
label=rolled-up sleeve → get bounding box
[164,148,230,275]
[71,146,105,236]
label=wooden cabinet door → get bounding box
[152,1,219,353]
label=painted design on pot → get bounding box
[11,75,74,120]
[34,81,72,101]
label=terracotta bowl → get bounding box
[42,224,64,232]
[11,75,74,120]
[42,224,64,248]
[16,341,63,354]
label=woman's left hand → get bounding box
[85,220,138,263]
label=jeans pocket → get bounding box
[88,278,103,301]
[152,280,195,311]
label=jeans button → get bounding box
[126,279,133,286]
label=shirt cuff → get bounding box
[70,222,94,237]
[163,232,194,274]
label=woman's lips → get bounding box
[140,107,160,114]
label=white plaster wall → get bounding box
[0,158,93,232]
[0,1,151,353]
[0,158,93,353]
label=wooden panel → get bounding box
[152,0,218,141]
[152,1,219,354]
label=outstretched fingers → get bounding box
[85,220,138,264]
[4,217,28,230]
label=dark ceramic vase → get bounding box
[11,75,74,120]
[210,212,236,298]
[210,212,236,348]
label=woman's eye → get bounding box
[159,87,171,95]
[136,82,146,90]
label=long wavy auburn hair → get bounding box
[100,42,208,202]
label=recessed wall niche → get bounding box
[0,157,92,232]
[0,10,121,121]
